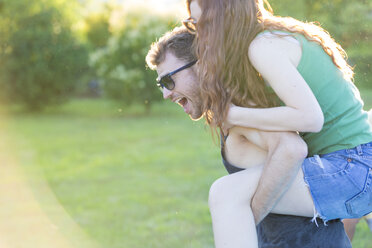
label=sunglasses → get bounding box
[182,17,197,33]
[156,60,197,91]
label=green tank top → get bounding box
[259,30,372,156]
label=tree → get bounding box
[270,0,372,87]
[0,1,89,110]
[84,6,112,50]
[90,12,177,112]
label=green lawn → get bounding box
[2,87,372,248]
[4,99,221,248]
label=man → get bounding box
[146,26,351,247]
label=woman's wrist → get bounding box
[228,105,243,126]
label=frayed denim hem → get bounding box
[303,173,329,227]
[310,205,329,227]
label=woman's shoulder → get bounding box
[248,30,302,68]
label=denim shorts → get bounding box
[302,141,372,222]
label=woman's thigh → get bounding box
[214,159,315,218]
[271,168,315,217]
[209,165,263,206]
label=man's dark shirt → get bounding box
[220,142,352,248]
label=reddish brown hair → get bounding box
[186,0,354,133]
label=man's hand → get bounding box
[249,131,307,225]
[251,200,266,225]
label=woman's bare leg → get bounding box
[271,168,314,216]
[208,166,263,248]
[209,165,314,248]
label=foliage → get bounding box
[0,0,370,111]
[89,12,177,111]
[0,0,89,110]
[269,0,372,88]
[84,6,112,50]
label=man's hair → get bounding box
[146,26,196,70]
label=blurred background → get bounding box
[0,0,371,247]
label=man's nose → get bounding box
[162,88,172,99]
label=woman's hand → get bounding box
[222,104,237,135]
[221,122,232,136]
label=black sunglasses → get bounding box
[182,17,197,34]
[156,60,197,91]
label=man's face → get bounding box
[156,52,203,120]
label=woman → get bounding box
[183,0,372,247]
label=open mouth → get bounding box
[175,97,191,114]
[179,97,188,107]
[175,97,188,107]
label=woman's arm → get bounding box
[227,35,324,133]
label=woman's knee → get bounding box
[208,175,254,210]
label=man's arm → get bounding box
[239,129,308,224]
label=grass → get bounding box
[3,99,221,248]
[2,87,372,248]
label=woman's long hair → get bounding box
[186,0,354,134]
